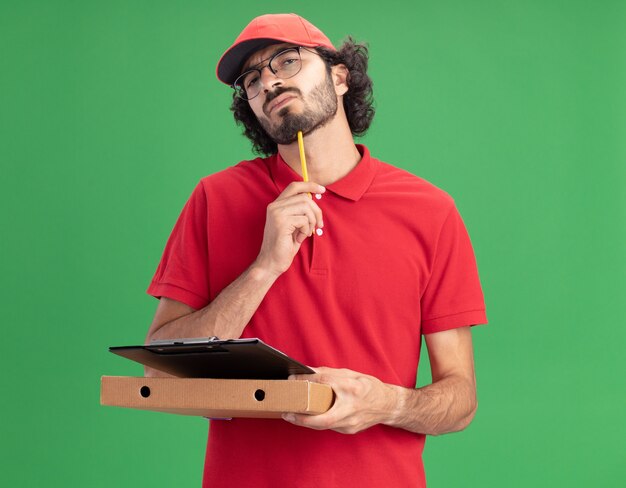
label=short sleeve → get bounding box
[420,204,487,334]
[146,182,210,310]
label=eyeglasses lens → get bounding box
[234,48,302,100]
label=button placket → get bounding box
[309,192,328,274]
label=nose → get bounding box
[259,65,283,93]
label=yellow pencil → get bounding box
[297,131,311,198]
[297,130,323,237]
[297,131,309,180]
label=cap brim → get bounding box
[216,38,322,86]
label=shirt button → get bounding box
[316,228,324,236]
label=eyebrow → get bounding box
[242,44,297,73]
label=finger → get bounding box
[290,215,314,240]
[282,412,334,430]
[288,373,319,382]
[267,207,312,239]
[282,396,345,430]
[272,197,321,231]
[274,194,323,228]
[293,201,318,234]
[273,193,322,217]
[278,182,326,201]
[308,198,323,228]
[289,368,343,384]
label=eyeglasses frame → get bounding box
[232,46,320,101]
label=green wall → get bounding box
[1,1,624,486]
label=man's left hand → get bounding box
[283,367,401,434]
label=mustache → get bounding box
[263,87,301,113]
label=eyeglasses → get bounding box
[233,46,315,101]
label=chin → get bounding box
[277,106,295,117]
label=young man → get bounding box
[145,13,487,488]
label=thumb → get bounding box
[294,231,309,244]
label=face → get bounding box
[242,44,339,145]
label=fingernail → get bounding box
[319,220,324,228]
[318,185,326,193]
[283,414,295,422]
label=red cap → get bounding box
[216,13,335,86]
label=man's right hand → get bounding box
[254,181,325,277]
[145,181,325,347]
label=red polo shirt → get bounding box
[147,145,487,488]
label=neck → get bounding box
[277,109,362,186]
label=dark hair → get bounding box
[230,37,375,156]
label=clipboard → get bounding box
[109,337,314,379]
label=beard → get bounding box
[258,72,338,145]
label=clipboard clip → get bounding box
[149,336,221,346]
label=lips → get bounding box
[266,93,297,114]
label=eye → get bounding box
[245,74,260,89]
[272,49,300,70]
[277,56,298,69]
[281,56,298,66]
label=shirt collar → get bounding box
[267,144,377,201]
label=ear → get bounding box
[331,64,349,97]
